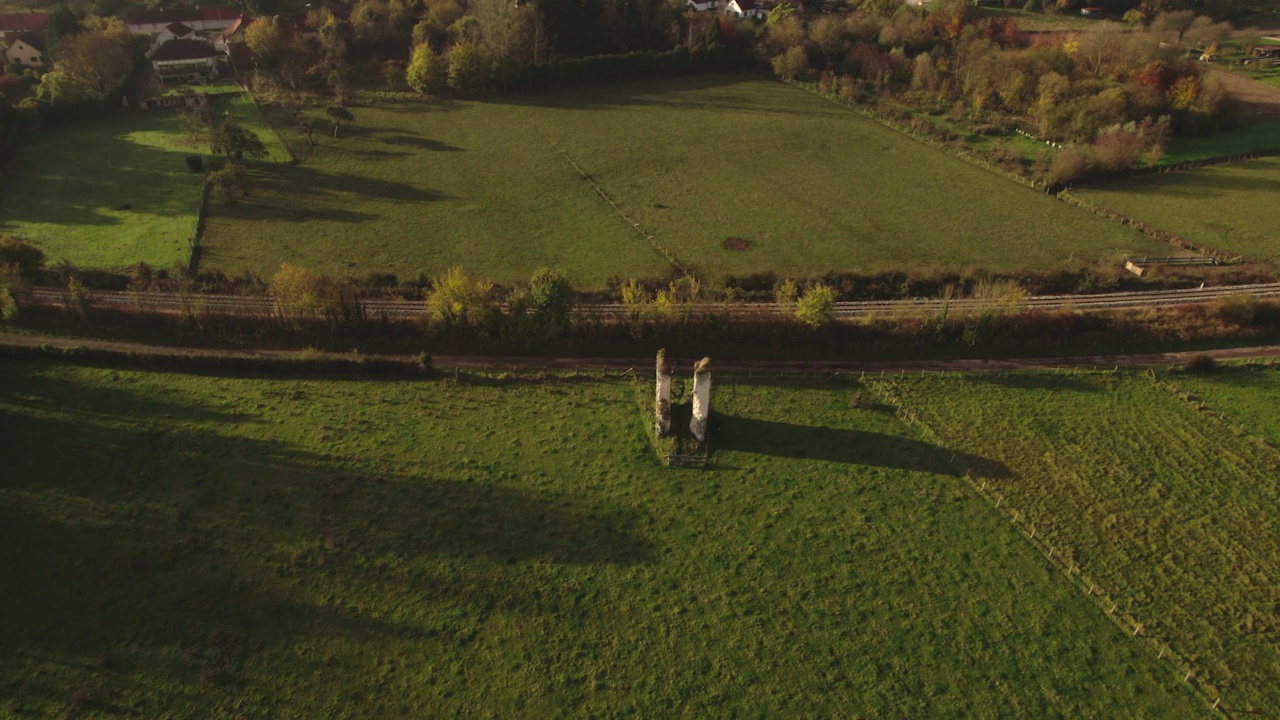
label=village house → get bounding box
[4,31,45,68]
[687,0,720,11]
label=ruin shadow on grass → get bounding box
[711,413,1013,479]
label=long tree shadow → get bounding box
[712,414,1013,479]
[0,362,656,714]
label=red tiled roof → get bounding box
[0,12,48,34]
[200,6,240,21]
[150,38,219,61]
[126,6,238,26]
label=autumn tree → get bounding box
[210,116,269,160]
[207,163,249,205]
[44,17,135,101]
[244,17,286,70]
[426,266,495,330]
[325,106,353,137]
[447,41,491,89]
[407,43,448,95]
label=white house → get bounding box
[687,0,720,11]
[724,0,770,19]
[4,31,45,68]
[150,38,220,83]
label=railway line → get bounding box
[19,282,1280,320]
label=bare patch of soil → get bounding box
[723,237,752,252]
[1211,68,1280,123]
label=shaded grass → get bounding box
[888,369,1280,714]
[0,361,1205,717]
[1072,156,1280,262]
[0,97,285,271]
[201,75,1165,287]
[1161,120,1280,164]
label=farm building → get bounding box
[687,0,720,11]
[150,38,220,83]
[4,31,44,68]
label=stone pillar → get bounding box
[690,356,711,443]
[655,348,673,437]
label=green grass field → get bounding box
[1073,156,1280,261]
[0,96,286,272]
[1161,120,1280,164]
[200,75,1165,287]
[886,368,1280,714]
[0,359,1212,717]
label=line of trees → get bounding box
[756,0,1238,184]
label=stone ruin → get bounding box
[689,357,711,443]
[653,349,712,444]
[655,348,673,437]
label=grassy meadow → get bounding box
[885,367,1280,714]
[0,96,287,271]
[201,75,1165,287]
[1073,156,1280,261]
[0,359,1213,717]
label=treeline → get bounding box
[3,14,146,121]
[756,1,1240,185]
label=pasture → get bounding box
[1073,156,1280,262]
[199,75,1165,287]
[887,367,1280,714]
[0,359,1209,717]
[0,95,286,271]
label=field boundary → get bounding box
[513,105,687,275]
[552,144,688,274]
[1077,148,1280,188]
[243,90,298,164]
[1055,190,1243,262]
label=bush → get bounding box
[796,283,837,327]
[527,266,574,338]
[0,235,44,279]
[185,155,203,172]
[1023,0,1040,10]
[1212,293,1257,327]
[1184,355,1216,373]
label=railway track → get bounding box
[19,282,1280,320]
